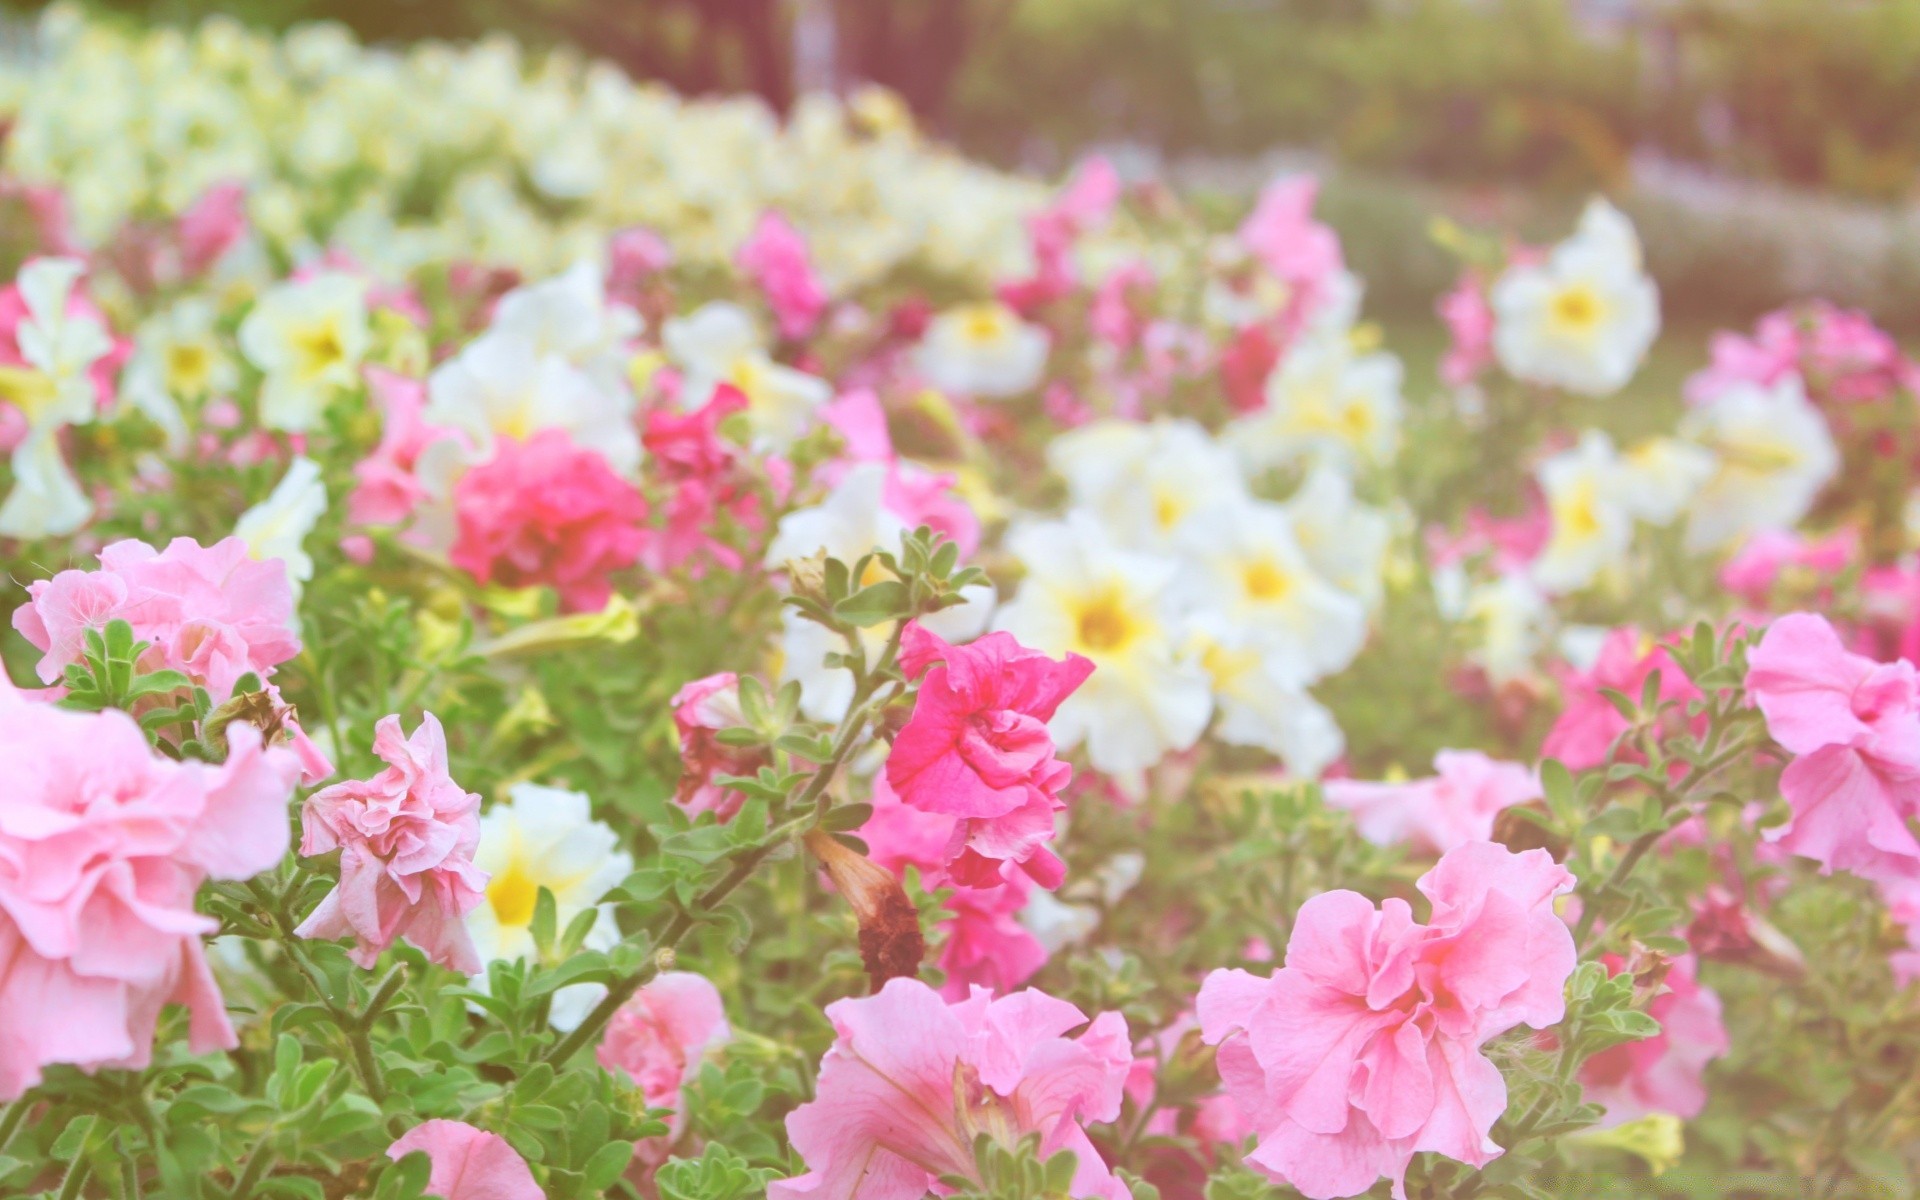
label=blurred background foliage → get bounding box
[10,0,1920,328]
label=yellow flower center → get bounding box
[166,342,214,394]
[1153,490,1185,531]
[958,305,1009,345]
[1549,284,1605,336]
[291,320,346,383]
[1554,480,1603,540]
[1242,558,1292,602]
[1072,588,1138,654]
[0,365,60,423]
[488,861,539,928]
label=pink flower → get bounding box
[176,183,249,279]
[1880,876,1920,987]
[1719,528,1858,611]
[294,713,488,972]
[1324,751,1540,856]
[669,673,764,822]
[450,430,647,612]
[772,977,1133,1200]
[596,971,730,1155]
[348,369,456,527]
[1687,302,1910,409]
[640,383,776,576]
[1578,954,1727,1126]
[607,226,672,305]
[817,389,982,557]
[1198,843,1576,1200]
[1542,628,1702,772]
[1000,157,1122,312]
[885,623,1094,890]
[0,678,301,1101]
[1236,174,1345,331]
[387,1120,543,1200]
[1437,273,1494,389]
[1745,613,1920,882]
[14,536,299,698]
[737,211,829,340]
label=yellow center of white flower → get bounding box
[1548,284,1606,338]
[290,318,347,384]
[1554,478,1603,541]
[0,365,60,423]
[166,341,214,395]
[1071,586,1140,655]
[956,304,1011,347]
[1153,489,1185,531]
[1241,558,1292,603]
[488,860,540,928]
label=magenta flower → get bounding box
[885,623,1093,890]
[1324,750,1540,856]
[1745,612,1920,883]
[668,672,763,822]
[1541,628,1702,773]
[1198,843,1576,1200]
[736,210,829,340]
[387,1120,543,1200]
[772,977,1133,1200]
[449,430,646,613]
[294,713,488,972]
[0,678,301,1101]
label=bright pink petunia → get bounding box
[640,383,777,576]
[0,677,301,1101]
[1542,628,1702,773]
[1198,843,1576,1200]
[1324,750,1540,856]
[294,713,488,972]
[450,429,647,613]
[387,1120,544,1200]
[1745,612,1920,882]
[772,977,1133,1200]
[737,210,829,340]
[885,623,1094,890]
[668,672,765,822]
[1578,954,1728,1127]
[1235,174,1345,333]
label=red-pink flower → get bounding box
[885,623,1094,890]
[1745,612,1920,883]
[669,673,762,822]
[0,678,301,1101]
[1324,750,1540,856]
[1198,843,1576,1200]
[450,429,646,612]
[596,971,730,1162]
[640,383,777,576]
[1578,954,1728,1126]
[737,210,829,340]
[1542,628,1703,772]
[387,1120,543,1200]
[294,713,488,972]
[772,977,1133,1200]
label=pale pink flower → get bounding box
[450,430,647,613]
[1688,302,1910,409]
[607,226,673,304]
[1324,750,1540,856]
[737,211,829,340]
[1719,528,1858,611]
[176,183,249,279]
[294,713,488,972]
[772,977,1133,1200]
[1000,157,1122,311]
[1425,505,1550,576]
[0,677,301,1101]
[1578,954,1728,1126]
[886,623,1094,890]
[1745,612,1920,882]
[1437,273,1494,389]
[1880,876,1920,987]
[669,673,763,822]
[1198,843,1576,1200]
[596,971,730,1163]
[1542,628,1702,772]
[387,1120,543,1200]
[1236,174,1345,330]
[348,369,456,527]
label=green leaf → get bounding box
[821,802,873,832]
[833,580,910,627]
[582,1141,635,1189]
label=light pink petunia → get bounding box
[596,971,731,1168]
[885,623,1094,890]
[0,676,301,1101]
[736,210,829,340]
[1578,954,1728,1127]
[772,977,1133,1200]
[668,673,765,822]
[1198,843,1576,1200]
[294,713,488,972]
[1437,272,1494,389]
[348,369,458,528]
[1324,750,1540,856]
[387,1120,544,1200]
[1745,613,1920,883]
[1542,628,1702,773]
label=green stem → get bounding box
[226,1142,273,1200]
[0,1098,27,1155]
[58,1159,91,1200]
[361,964,408,1025]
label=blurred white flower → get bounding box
[915,302,1049,399]
[235,455,327,598]
[1532,431,1636,594]
[0,257,113,538]
[663,301,831,451]
[238,271,368,431]
[1491,198,1659,396]
[1226,334,1403,472]
[1682,375,1838,552]
[1046,418,1247,552]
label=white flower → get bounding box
[1045,418,1247,551]
[235,455,327,596]
[662,301,831,450]
[1462,571,1552,684]
[468,783,634,1032]
[121,298,235,451]
[994,512,1212,775]
[1282,464,1391,611]
[424,326,641,475]
[1531,431,1636,594]
[1682,374,1839,552]
[488,259,640,390]
[1490,198,1659,396]
[0,257,113,538]
[1177,499,1368,684]
[1189,613,1344,777]
[1616,436,1716,527]
[915,301,1049,399]
[1225,334,1403,472]
[238,271,369,431]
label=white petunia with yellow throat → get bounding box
[1490,197,1659,397]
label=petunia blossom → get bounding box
[1542,627,1702,773]
[1578,954,1728,1127]
[1198,842,1577,1200]
[771,977,1133,1200]
[387,1120,544,1200]
[668,672,764,822]
[0,677,301,1101]
[294,713,489,972]
[885,622,1094,889]
[1744,612,1920,882]
[1324,750,1541,856]
[596,971,731,1162]
[736,210,829,340]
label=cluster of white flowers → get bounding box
[0,5,1044,287]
